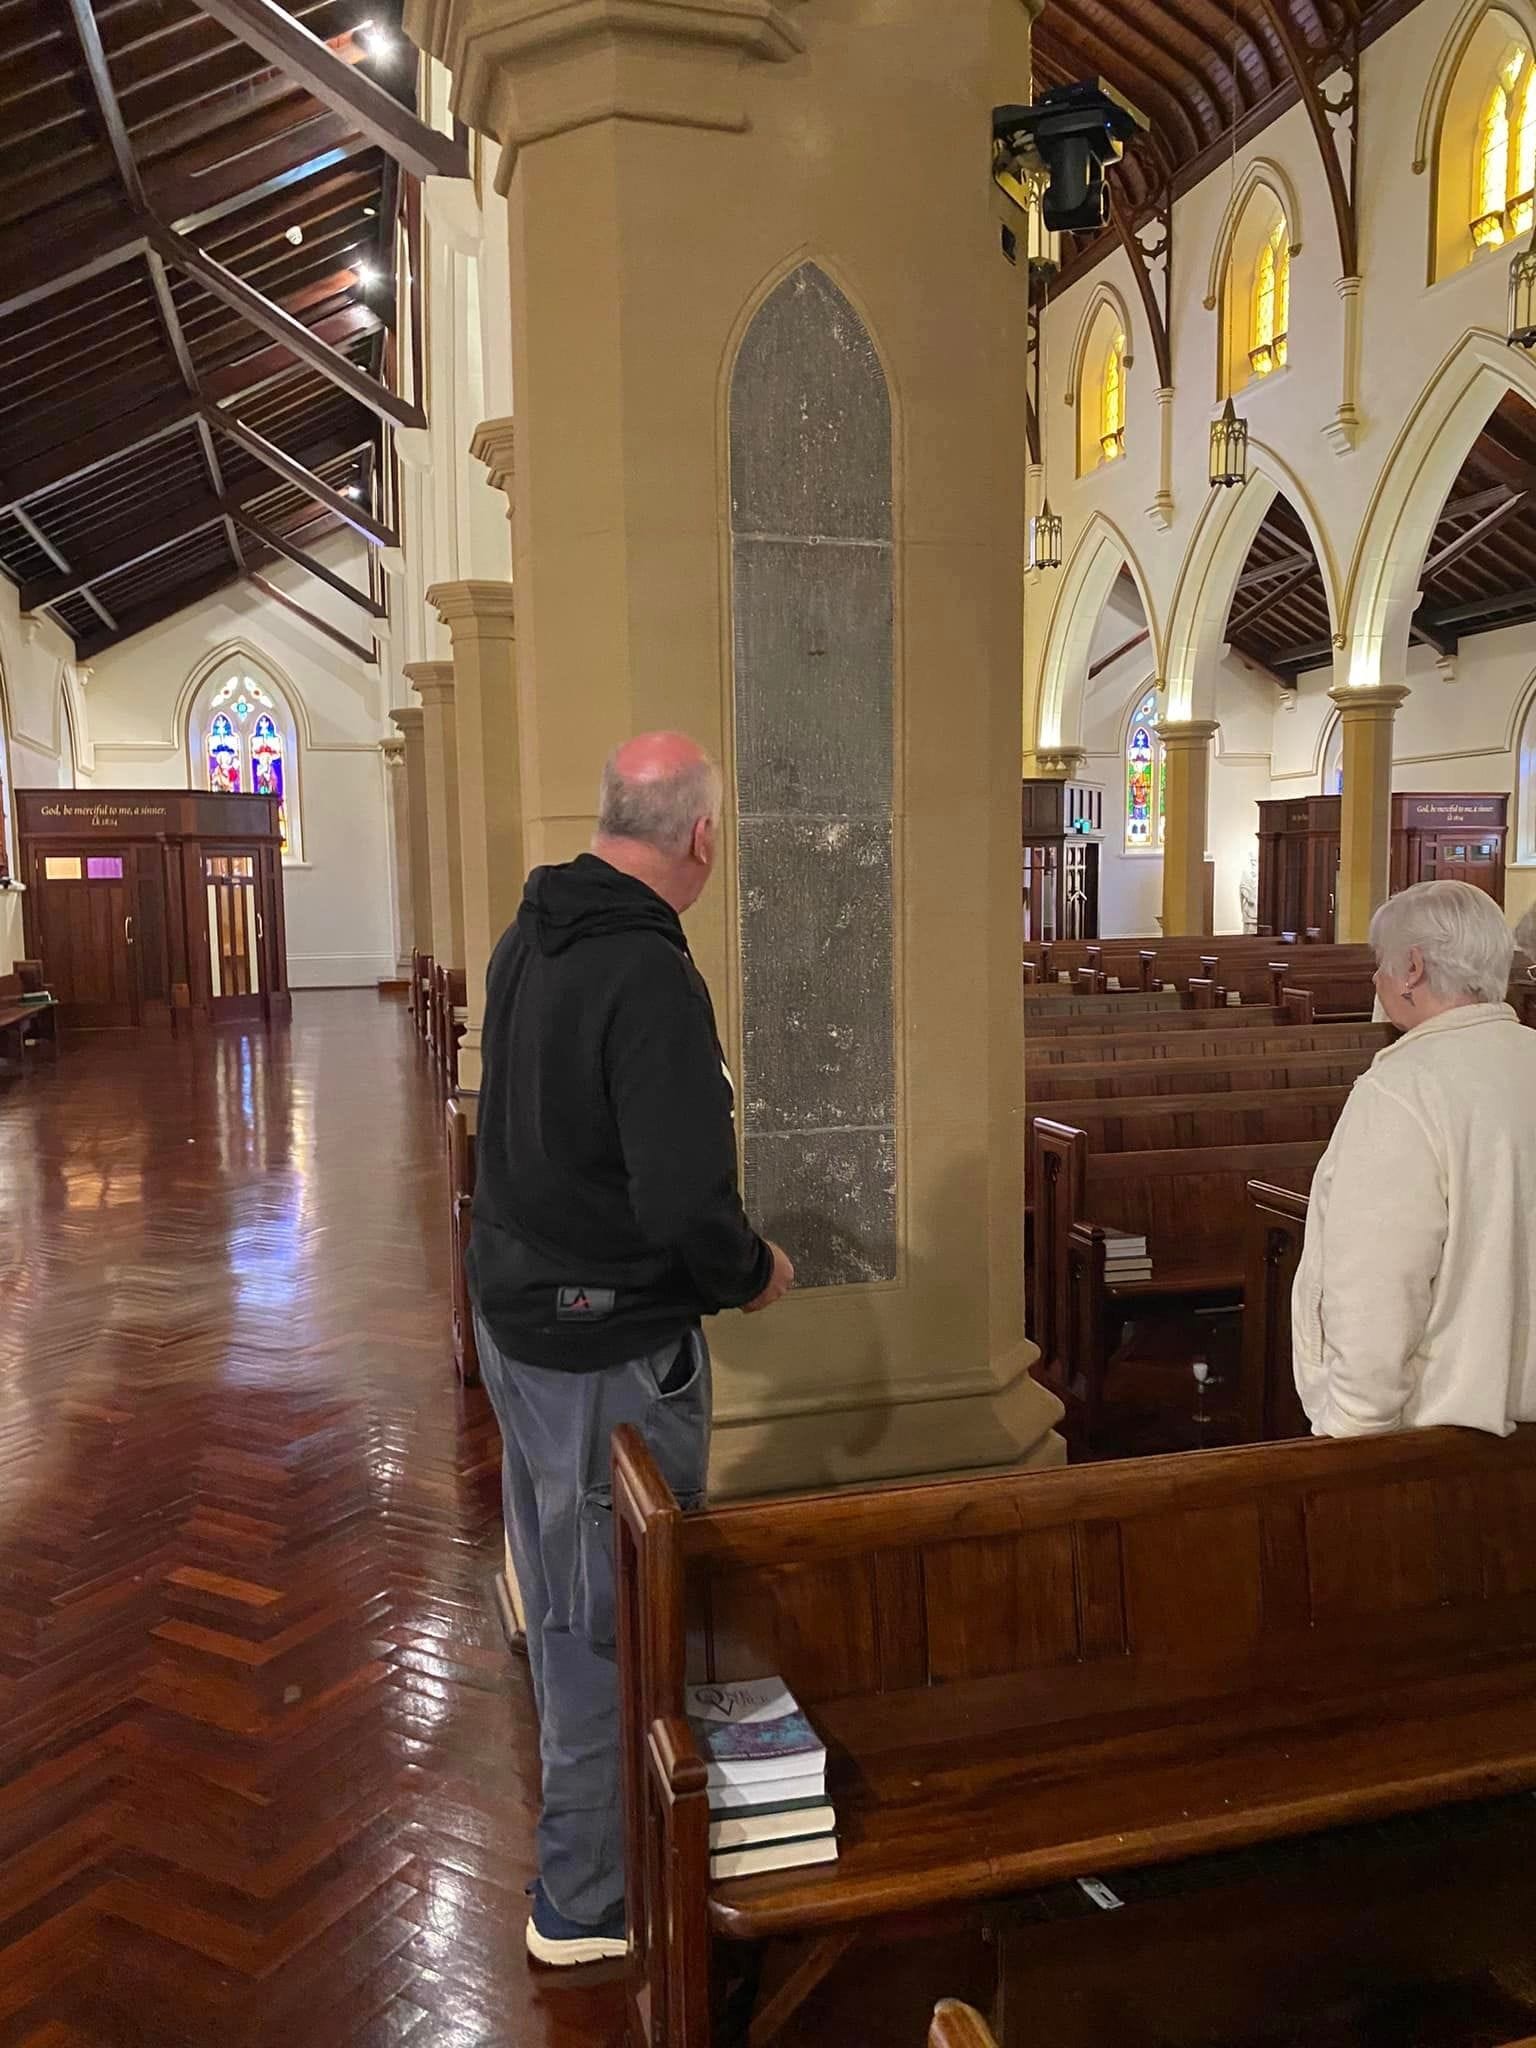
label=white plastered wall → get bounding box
[83,536,396,988]
[0,584,86,970]
[1025,0,1536,937]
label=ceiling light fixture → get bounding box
[343,484,363,500]
[284,224,304,247]
[1510,219,1536,349]
[1209,0,1250,491]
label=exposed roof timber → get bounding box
[147,250,201,395]
[247,569,377,663]
[222,511,248,572]
[1424,581,1536,628]
[235,506,388,617]
[203,304,383,399]
[1420,493,1527,581]
[3,394,205,509]
[1235,546,1314,591]
[64,0,146,211]
[75,561,247,661]
[1227,563,1317,642]
[0,120,369,325]
[152,222,423,432]
[12,506,70,573]
[19,438,375,611]
[188,0,466,182]
[1087,627,1151,680]
[202,406,396,547]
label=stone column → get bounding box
[405,660,465,968]
[427,575,521,1093]
[1330,682,1408,941]
[390,706,435,966]
[380,736,414,980]
[1158,720,1219,936]
[405,0,1062,1494]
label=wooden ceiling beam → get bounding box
[11,506,71,574]
[246,570,377,664]
[0,395,199,510]
[201,305,382,398]
[63,0,147,210]
[1235,546,1314,592]
[1227,562,1318,642]
[0,227,149,324]
[1423,581,1536,628]
[1421,493,1527,582]
[152,222,422,431]
[235,506,387,617]
[184,0,466,182]
[20,493,229,612]
[18,433,375,610]
[203,407,394,546]
[74,562,247,661]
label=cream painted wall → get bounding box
[1027,0,1536,941]
[0,578,83,970]
[83,538,396,988]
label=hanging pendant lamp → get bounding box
[1509,221,1536,349]
[1030,498,1064,570]
[1209,395,1249,489]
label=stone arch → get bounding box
[1163,449,1342,723]
[1417,0,1536,282]
[1204,159,1305,311]
[727,259,897,1289]
[1345,330,1536,691]
[1511,665,1536,860]
[1415,0,1536,173]
[1063,280,1135,411]
[1035,513,1161,756]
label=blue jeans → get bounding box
[473,1316,712,1927]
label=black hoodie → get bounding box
[466,853,773,1370]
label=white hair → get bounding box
[1370,880,1514,1005]
[1515,903,1536,961]
[597,749,722,857]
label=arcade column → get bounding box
[403,0,1063,1492]
[1158,720,1219,937]
[1329,683,1409,942]
[427,575,521,1094]
[404,660,465,972]
[389,705,436,972]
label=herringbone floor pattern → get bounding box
[0,996,629,2048]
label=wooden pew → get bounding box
[1025,999,1310,1042]
[1239,1180,1311,1446]
[446,1096,480,1385]
[1031,1127,1328,1447]
[930,2003,997,2048]
[412,949,434,1043]
[0,970,60,1068]
[1021,989,1181,1021]
[614,1423,1536,2048]
[1027,1045,1378,1104]
[1028,1023,1383,1068]
[1026,938,1376,1013]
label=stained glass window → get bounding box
[251,713,289,856]
[1099,332,1126,462]
[208,711,242,794]
[1125,687,1167,852]
[1473,45,1533,248]
[1250,222,1290,376]
[195,670,300,859]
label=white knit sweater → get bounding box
[1292,1002,1536,1438]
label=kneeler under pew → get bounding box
[614,1423,1536,2048]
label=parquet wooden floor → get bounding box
[0,996,630,2048]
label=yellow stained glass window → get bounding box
[1250,221,1289,377]
[1099,331,1125,462]
[1473,45,1532,249]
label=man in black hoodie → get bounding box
[469,731,793,1967]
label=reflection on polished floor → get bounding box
[0,994,630,2048]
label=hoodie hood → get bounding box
[517,852,686,958]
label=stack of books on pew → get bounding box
[1102,1229,1152,1285]
[687,1676,837,1881]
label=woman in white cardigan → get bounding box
[1293,880,1536,1439]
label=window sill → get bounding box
[1426,240,1517,297]
[1121,846,1166,859]
[282,859,313,871]
[1218,364,1292,409]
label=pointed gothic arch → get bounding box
[1345,330,1536,692]
[1034,513,1162,757]
[1163,449,1342,723]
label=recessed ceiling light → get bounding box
[343,485,362,500]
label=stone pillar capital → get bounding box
[1035,748,1087,779]
[405,658,457,704]
[427,579,517,635]
[390,704,426,736]
[403,0,808,173]
[469,416,516,509]
[380,735,407,765]
[1155,717,1220,748]
[1328,681,1410,719]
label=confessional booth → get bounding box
[1255,792,1507,942]
[1021,778,1103,942]
[17,789,290,1030]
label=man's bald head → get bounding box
[597,732,722,860]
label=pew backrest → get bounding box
[1240,1180,1312,1445]
[1027,1046,1378,1102]
[1028,1023,1385,1067]
[929,2003,999,2048]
